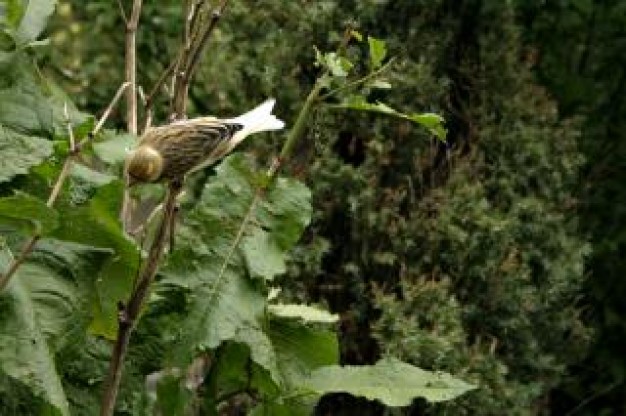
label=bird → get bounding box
[124,99,284,185]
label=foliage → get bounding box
[0,1,474,415]
[517,0,626,413]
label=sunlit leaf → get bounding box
[302,357,475,406]
[268,304,338,324]
[368,36,387,69]
[333,96,448,141]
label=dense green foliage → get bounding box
[1,0,624,415]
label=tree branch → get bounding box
[124,0,143,135]
[101,1,232,413]
[100,182,181,416]
[171,0,230,119]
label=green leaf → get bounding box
[152,373,191,416]
[71,163,116,187]
[0,239,110,413]
[93,132,136,166]
[302,357,475,406]
[268,304,338,324]
[268,318,338,384]
[50,181,140,338]
[249,401,311,416]
[14,0,56,46]
[206,342,280,404]
[161,155,311,380]
[0,250,69,415]
[0,125,53,183]
[368,36,387,69]
[0,192,58,235]
[2,0,26,29]
[407,113,447,141]
[0,79,54,135]
[242,229,286,280]
[333,97,448,141]
[325,52,353,77]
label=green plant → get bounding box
[0,1,472,415]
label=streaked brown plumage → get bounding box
[125,99,284,185]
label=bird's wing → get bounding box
[140,120,242,179]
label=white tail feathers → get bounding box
[226,98,285,147]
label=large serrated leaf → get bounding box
[161,155,312,381]
[0,124,53,183]
[302,357,475,406]
[50,181,140,338]
[0,249,68,416]
[0,192,58,235]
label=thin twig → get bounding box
[0,84,129,292]
[172,0,229,119]
[319,57,396,100]
[143,57,178,130]
[0,237,40,292]
[100,183,181,416]
[125,0,143,136]
[116,0,128,24]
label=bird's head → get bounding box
[125,146,164,186]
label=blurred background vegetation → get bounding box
[16,0,626,414]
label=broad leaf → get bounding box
[161,155,311,380]
[268,318,338,384]
[50,181,140,337]
[0,124,53,183]
[0,240,109,416]
[0,240,110,414]
[93,132,136,166]
[302,357,475,406]
[14,0,56,46]
[334,96,448,141]
[0,192,58,235]
[0,74,55,135]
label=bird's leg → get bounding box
[167,203,180,253]
[166,179,183,253]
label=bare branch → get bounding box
[124,0,143,135]
[171,0,230,119]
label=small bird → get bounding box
[125,99,284,185]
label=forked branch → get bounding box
[101,1,231,414]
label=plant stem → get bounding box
[125,0,143,135]
[172,0,229,119]
[319,57,396,101]
[216,68,329,282]
[100,182,181,416]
